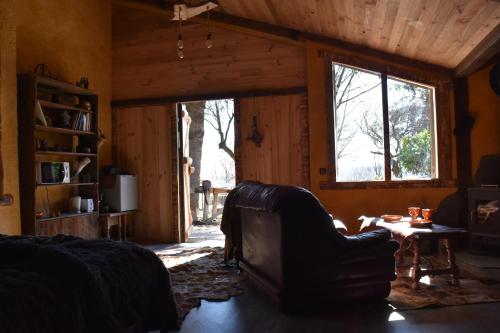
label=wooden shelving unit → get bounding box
[36,182,99,188]
[18,73,100,239]
[35,125,96,136]
[38,100,95,114]
[37,211,98,222]
[36,151,97,157]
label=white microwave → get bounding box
[36,161,71,184]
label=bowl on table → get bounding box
[381,214,403,222]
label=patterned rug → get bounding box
[158,247,500,319]
[388,255,500,309]
[157,247,245,320]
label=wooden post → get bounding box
[453,78,473,228]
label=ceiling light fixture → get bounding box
[177,8,184,59]
[205,6,213,49]
[172,1,218,59]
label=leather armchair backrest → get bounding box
[229,183,346,281]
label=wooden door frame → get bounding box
[112,87,307,243]
[176,103,187,243]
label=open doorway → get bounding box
[179,99,235,241]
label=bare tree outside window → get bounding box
[332,64,383,181]
[332,63,437,182]
[204,99,235,161]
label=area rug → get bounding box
[388,255,500,310]
[157,246,245,320]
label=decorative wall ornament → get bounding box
[246,116,263,147]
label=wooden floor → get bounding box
[156,227,500,333]
[177,292,500,333]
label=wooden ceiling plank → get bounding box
[310,0,324,36]
[386,0,413,53]
[447,4,500,68]
[355,0,377,46]
[404,0,442,59]
[350,0,364,45]
[133,0,500,71]
[390,0,425,57]
[368,0,388,50]
[433,0,486,63]
[114,0,454,76]
[377,0,400,51]
[323,0,339,41]
[413,0,457,64]
[455,23,500,77]
[262,0,281,26]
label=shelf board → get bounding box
[36,76,96,96]
[36,150,97,157]
[35,125,95,136]
[38,100,94,114]
[37,211,98,222]
[36,182,98,188]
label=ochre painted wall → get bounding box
[0,0,112,235]
[306,41,457,232]
[0,0,21,235]
[469,64,500,174]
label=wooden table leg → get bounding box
[118,216,122,241]
[411,238,422,290]
[122,216,127,241]
[443,238,460,286]
[212,191,219,220]
[394,236,407,266]
[107,222,111,239]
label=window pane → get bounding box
[387,77,437,180]
[332,64,384,182]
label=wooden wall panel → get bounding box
[238,94,309,188]
[112,7,306,101]
[113,105,177,243]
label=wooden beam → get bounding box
[113,0,453,77]
[453,77,473,228]
[113,0,302,46]
[111,86,308,108]
[455,24,500,77]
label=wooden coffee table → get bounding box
[360,217,468,289]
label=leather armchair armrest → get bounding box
[343,229,392,250]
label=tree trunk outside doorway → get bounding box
[186,102,205,222]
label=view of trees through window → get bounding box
[332,63,437,182]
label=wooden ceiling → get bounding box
[215,0,500,69]
[118,0,500,73]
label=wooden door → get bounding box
[178,105,193,241]
[113,104,179,243]
[236,94,310,188]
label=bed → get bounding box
[0,234,178,332]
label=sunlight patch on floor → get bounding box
[388,311,405,321]
[161,250,213,268]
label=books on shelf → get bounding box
[35,100,48,126]
[71,111,92,132]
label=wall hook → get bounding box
[247,116,263,147]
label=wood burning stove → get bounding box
[468,187,500,249]
[467,155,500,251]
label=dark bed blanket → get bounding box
[0,235,178,333]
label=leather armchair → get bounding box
[221,182,399,311]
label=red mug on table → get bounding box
[408,207,421,220]
[422,208,435,221]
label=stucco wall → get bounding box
[306,42,457,231]
[0,0,112,235]
[469,64,500,174]
[0,0,21,235]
